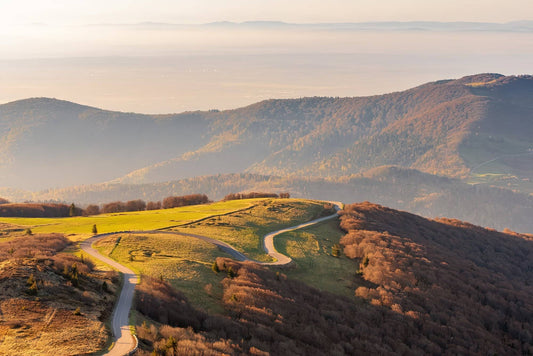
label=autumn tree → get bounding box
[84,204,100,216]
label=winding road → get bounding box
[81,201,342,355]
[81,235,139,356]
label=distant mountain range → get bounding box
[1,73,532,232]
[2,73,531,190]
[89,20,533,32]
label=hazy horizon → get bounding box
[1,0,532,113]
[2,21,532,113]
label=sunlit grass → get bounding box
[0,199,257,241]
[274,219,358,299]
[94,232,229,313]
[173,199,329,261]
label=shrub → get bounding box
[84,204,100,216]
[223,192,279,201]
[146,201,162,210]
[162,194,209,209]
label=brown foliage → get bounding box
[338,202,533,354]
[223,192,279,201]
[83,204,100,216]
[101,201,127,213]
[125,199,147,211]
[146,201,162,210]
[161,194,209,209]
[135,276,206,330]
[0,234,70,261]
[0,203,72,217]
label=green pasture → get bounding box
[274,218,358,299]
[95,232,230,313]
[0,199,256,241]
[173,199,331,262]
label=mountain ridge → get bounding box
[1,73,531,196]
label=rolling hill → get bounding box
[130,201,533,355]
[1,73,531,193]
[2,197,532,354]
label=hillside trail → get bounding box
[81,201,342,355]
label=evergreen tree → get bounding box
[69,203,76,217]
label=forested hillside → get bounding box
[10,167,533,233]
[132,204,533,355]
[1,74,531,193]
[0,98,212,189]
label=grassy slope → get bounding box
[95,233,229,314]
[90,199,349,311]
[0,200,255,241]
[172,199,328,262]
[2,198,354,312]
[274,218,358,299]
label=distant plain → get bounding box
[2,23,532,113]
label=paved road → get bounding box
[82,201,342,355]
[80,235,139,356]
[261,201,342,266]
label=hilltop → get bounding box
[1,197,532,354]
[125,201,533,355]
[1,74,531,193]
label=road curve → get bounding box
[82,201,342,355]
[80,235,139,356]
[261,201,342,266]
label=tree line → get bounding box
[88,194,209,215]
[223,192,290,201]
[0,192,290,217]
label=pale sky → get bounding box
[0,0,532,26]
[1,0,532,113]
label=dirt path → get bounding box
[82,201,342,355]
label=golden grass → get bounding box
[173,199,328,261]
[274,218,359,298]
[0,199,257,242]
[95,233,228,313]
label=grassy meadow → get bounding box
[1,198,349,310]
[94,232,229,313]
[273,218,358,299]
[0,199,256,241]
[86,198,340,310]
[172,199,331,262]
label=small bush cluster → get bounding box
[223,192,288,201]
[161,194,209,209]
